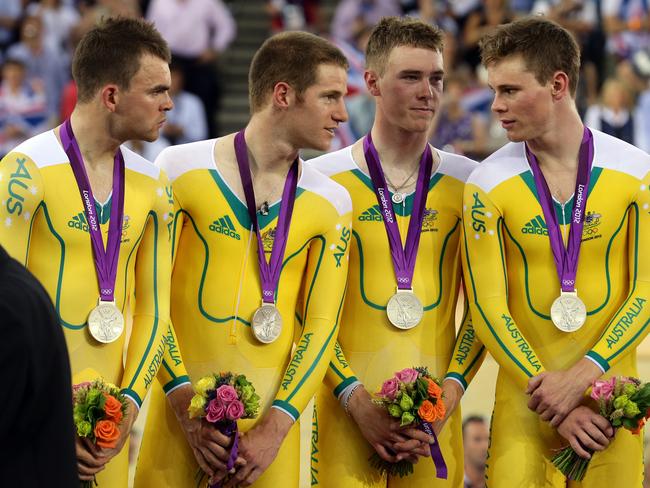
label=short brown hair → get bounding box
[248,31,348,113]
[479,16,581,96]
[365,17,444,75]
[72,17,171,103]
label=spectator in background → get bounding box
[267,0,322,33]
[585,77,636,144]
[330,0,400,43]
[430,73,488,159]
[147,0,236,137]
[162,61,207,145]
[603,0,650,61]
[7,15,67,120]
[461,0,512,72]
[26,0,80,57]
[0,58,49,157]
[617,47,650,152]
[532,0,605,110]
[332,25,374,149]
[462,416,488,488]
[0,0,21,53]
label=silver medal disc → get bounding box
[252,303,283,344]
[386,290,424,329]
[88,301,125,343]
[550,292,586,332]
[391,193,404,204]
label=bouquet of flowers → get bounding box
[188,372,261,487]
[72,379,129,487]
[369,366,447,478]
[552,376,650,480]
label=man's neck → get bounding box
[526,107,584,171]
[244,116,300,175]
[465,463,485,488]
[64,107,122,169]
[370,117,431,169]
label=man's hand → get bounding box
[222,407,293,487]
[557,406,613,459]
[76,398,138,480]
[168,385,239,480]
[527,359,602,426]
[432,379,463,436]
[76,435,107,481]
[348,386,433,464]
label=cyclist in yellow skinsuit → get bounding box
[308,17,485,488]
[0,18,173,486]
[134,32,352,488]
[463,17,650,487]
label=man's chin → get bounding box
[141,133,159,143]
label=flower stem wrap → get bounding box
[209,421,239,488]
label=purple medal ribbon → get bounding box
[363,132,433,291]
[60,119,125,303]
[421,421,448,479]
[234,130,299,304]
[526,127,594,293]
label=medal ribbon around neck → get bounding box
[61,118,125,303]
[363,132,433,291]
[234,130,299,304]
[526,127,594,293]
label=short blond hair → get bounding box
[365,17,444,75]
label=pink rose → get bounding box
[206,398,226,423]
[379,378,400,400]
[591,378,616,401]
[217,385,238,405]
[226,400,245,421]
[395,368,419,385]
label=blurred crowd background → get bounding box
[1,0,650,162]
[1,2,649,486]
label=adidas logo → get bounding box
[68,212,89,232]
[209,215,241,240]
[358,205,383,222]
[521,215,548,236]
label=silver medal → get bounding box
[550,291,586,332]
[391,193,404,204]
[88,300,124,343]
[386,289,424,330]
[252,303,282,344]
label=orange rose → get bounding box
[632,418,646,435]
[103,394,123,423]
[426,378,442,399]
[94,420,120,449]
[432,399,446,422]
[418,400,436,423]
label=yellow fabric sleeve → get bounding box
[587,171,650,371]
[271,209,351,421]
[119,171,173,407]
[462,183,547,389]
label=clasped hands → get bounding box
[348,381,462,464]
[526,360,614,459]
